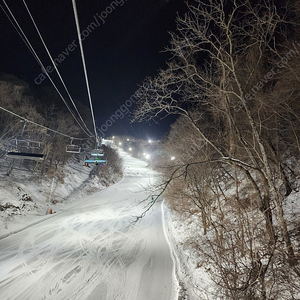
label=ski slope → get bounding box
[0,151,177,300]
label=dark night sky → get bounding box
[0,0,190,140]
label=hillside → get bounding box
[0,152,121,238]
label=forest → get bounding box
[133,0,300,299]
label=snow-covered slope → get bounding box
[0,149,178,300]
[0,155,118,238]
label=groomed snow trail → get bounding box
[0,151,177,300]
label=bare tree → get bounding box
[133,0,300,298]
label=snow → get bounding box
[163,206,216,300]
[2,146,298,299]
[0,156,110,237]
[163,181,300,300]
[0,149,178,300]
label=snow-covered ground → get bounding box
[163,206,214,300]
[0,155,112,238]
[0,150,178,300]
[164,183,300,300]
[2,147,298,299]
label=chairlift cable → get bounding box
[1,0,91,137]
[22,0,94,138]
[1,0,93,138]
[72,0,98,145]
[0,4,37,63]
[2,0,92,137]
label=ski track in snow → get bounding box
[0,151,177,300]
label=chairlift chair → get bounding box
[8,137,44,151]
[66,138,81,154]
[91,148,103,156]
[5,137,45,161]
[85,159,106,163]
[66,144,81,154]
[6,151,44,161]
[85,158,106,166]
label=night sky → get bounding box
[0,0,190,140]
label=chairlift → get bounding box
[91,148,103,156]
[85,159,106,164]
[85,152,106,165]
[11,121,44,151]
[4,136,45,161]
[85,159,106,166]
[66,139,81,154]
[8,137,43,151]
[66,144,81,154]
[6,151,44,161]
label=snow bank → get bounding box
[0,156,119,238]
[163,188,300,300]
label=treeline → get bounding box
[0,73,91,174]
[133,1,300,299]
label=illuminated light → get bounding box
[171,156,175,160]
[129,148,132,151]
[148,139,152,143]
[145,154,151,160]
[119,142,122,145]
